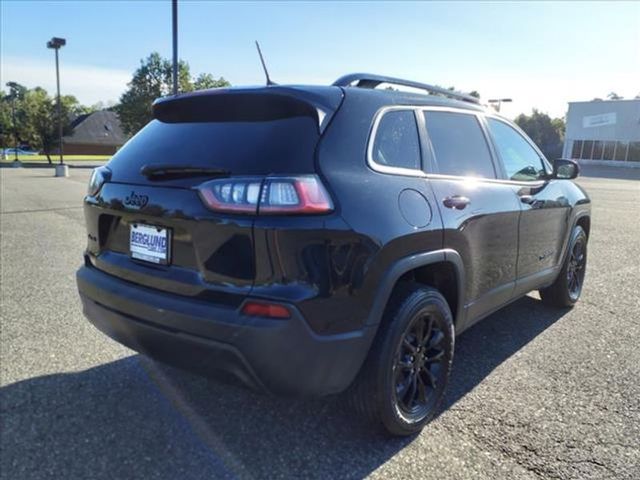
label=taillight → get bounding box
[197,175,333,215]
[197,177,262,214]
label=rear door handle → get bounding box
[442,195,470,210]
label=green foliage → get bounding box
[0,84,82,163]
[30,90,81,161]
[446,86,480,99]
[2,51,230,159]
[0,92,15,148]
[116,52,230,136]
[116,53,182,136]
[193,73,230,91]
[0,82,28,149]
[514,109,565,160]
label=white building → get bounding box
[563,99,640,165]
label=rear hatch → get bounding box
[84,86,343,306]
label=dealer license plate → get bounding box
[129,224,170,265]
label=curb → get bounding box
[0,161,107,169]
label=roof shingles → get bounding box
[63,110,128,146]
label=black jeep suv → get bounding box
[77,74,590,436]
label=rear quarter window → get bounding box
[370,110,421,171]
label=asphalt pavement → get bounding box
[1,167,639,479]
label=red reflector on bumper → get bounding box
[241,302,291,319]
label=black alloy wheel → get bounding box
[566,236,586,300]
[349,283,454,436]
[393,313,446,420]
[540,225,588,308]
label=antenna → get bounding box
[255,41,276,86]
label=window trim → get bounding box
[367,106,426,177]
[366,105,553,186]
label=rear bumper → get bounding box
[76,265,376,396]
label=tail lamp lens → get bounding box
[197,175,333,215]
[87,166,110,196]
[198,178,262,213]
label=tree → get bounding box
[0,92,10,148]
[0,82,28,150]
[116,53,184,136]
[21,88,80,162]
[514,109,565,160]
[607,92,623,100]
[447,86,480,99]
[0,91,16,149]
[1,83,86,161]
[116,52,230,136]
[193,73,229,90]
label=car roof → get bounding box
[161,77,486,113]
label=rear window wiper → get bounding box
[140,164,231,180]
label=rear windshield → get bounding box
[107,116,320,183]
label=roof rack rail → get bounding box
[332,73,481,105]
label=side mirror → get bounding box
[552,158,579,180]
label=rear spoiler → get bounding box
[152,86,344,134]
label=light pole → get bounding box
[47,37,67,176]
[172,0,178,95]
[488,98,512,113]
[5,82,20,163]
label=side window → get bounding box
[371,110,421,170]
[423,111,495,178]
[486,118,546,181]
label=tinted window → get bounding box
[614,141,628,161]
[372,110,421,170]
[571,140,582,159]
[629,142,640,162]
[593,141,604,160]
[486,118,546,181]
[603,141,615,161]
[423,111,495,178]
[107,117,319,184]
[582,141,594,160]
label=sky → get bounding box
[1,1,639,119]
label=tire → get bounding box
[350,283,455,436]
[540,225,587,308]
